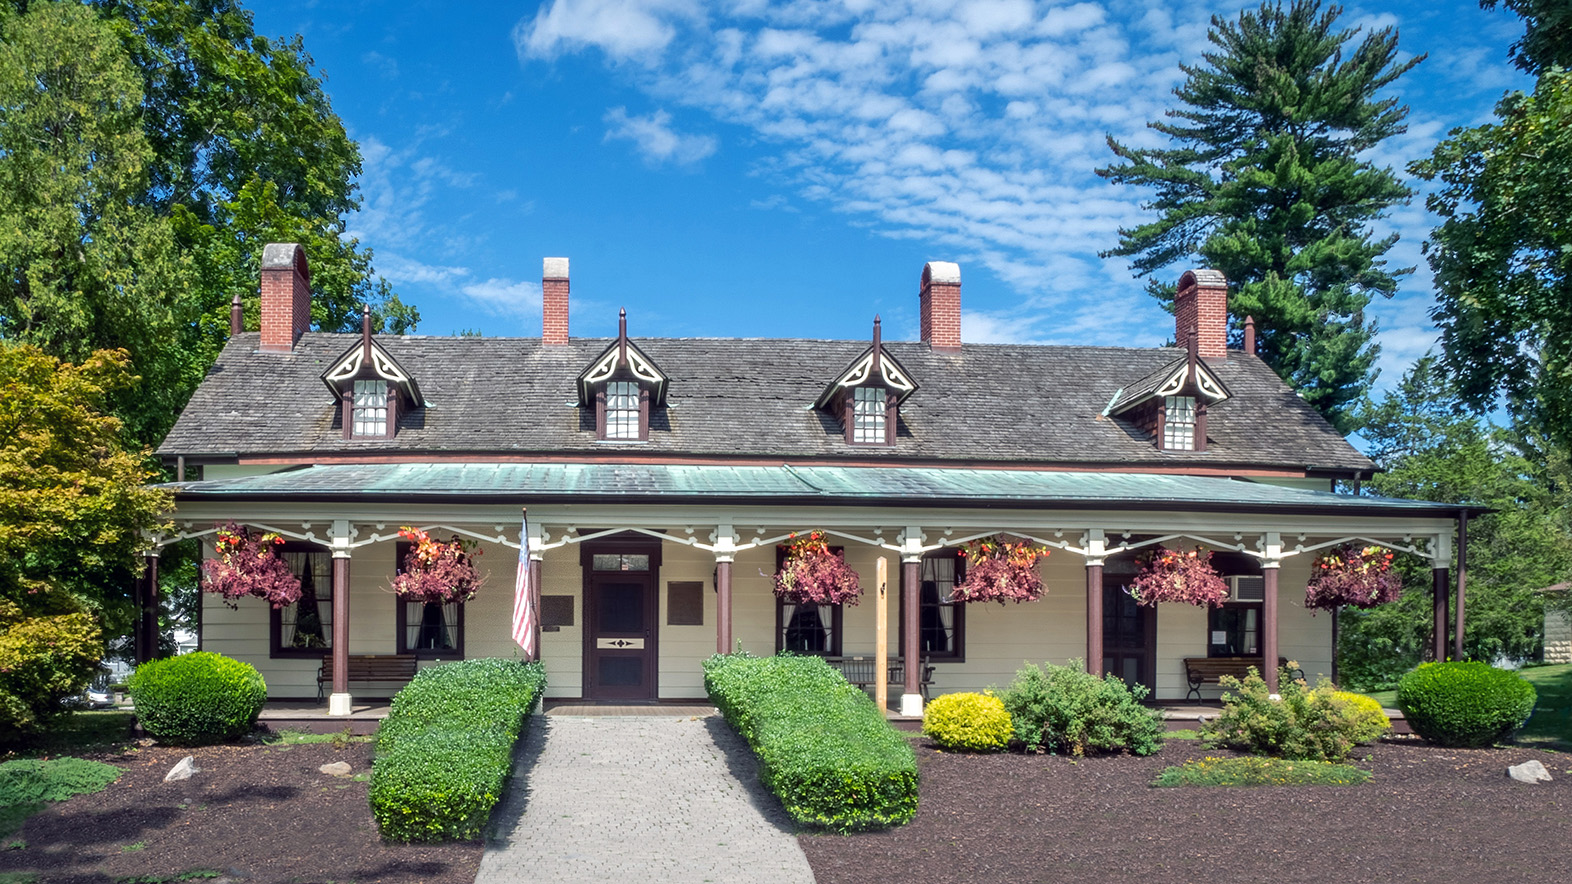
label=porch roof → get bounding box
[164,463,1473,518]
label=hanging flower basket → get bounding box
[1305,544,1399,610]
[1128,546,1229,607]
[390,527,483,604]
[200,522,302,609]
[774,531,861,606]
[950,535,1051,604]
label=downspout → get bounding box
[1454,509,1469,660]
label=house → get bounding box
[146,244,1472,715]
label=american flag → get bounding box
[511,511,538,660]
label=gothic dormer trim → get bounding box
[1107,335,1231,452]
[816,317,916,446]
[577,310,669,441]
[321,307,424,440]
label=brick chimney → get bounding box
[920,261,961,351]
[543,257,569,345]
[1175,269,1228,361]
[259,243,311,353]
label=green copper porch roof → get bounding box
[165,463,1468,517]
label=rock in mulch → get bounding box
[319,761,353,777]
[1508,760,1553,783]
[164,756,199,782]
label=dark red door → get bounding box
[586,575,655,700]
[1103,580,1156,695]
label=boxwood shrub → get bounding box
[1001,660,1165,756]
[128,652,267,745]
[369,658,546,842]
[1397,661,1536,747]
[704,653,918,831]
[922,692,1012,752]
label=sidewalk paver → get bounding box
[476,713,814,884]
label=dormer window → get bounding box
[817,317,918,447]
[321,306,423,442]
[577,309,669,443]
[353,380,389,437]
[1106,345,1230,453]
[852,386,887,444]
[605,380,642,440]
[1163,396,1196,451]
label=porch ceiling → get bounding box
[162,463,1474,518]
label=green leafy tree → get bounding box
[1411,65,1572,450]
[1481,0,1572,74]
[1098,0,1422,431]
[1,1,418,446]
[1336,358,1572,690]
[0,342,171,739]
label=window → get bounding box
[777,600,843,656]
[393,541,464,658]
[398,600,463,658]
[592,553,650,571]
[353,379,388,437]
[852,386,886,444]
[1208,603,1260,657]
[271,547,332,656]
[911,551,965,660]
[1163,395,1196,451]
[605,381,640,440]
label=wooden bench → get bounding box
[317,654,419,701]
[825,656,935,701]
[1182,656,1305,701]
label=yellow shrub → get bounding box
[922,692,1012,752]
[1332,690,1391,743]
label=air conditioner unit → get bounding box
[1227,575,1265,602]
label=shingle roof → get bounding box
[157,332,1372,473]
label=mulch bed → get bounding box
[801,738,1572,884]
[0,740,481,884]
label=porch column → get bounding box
[328,520,353,716]
[899,527,923,717]
[1432,532,1453,662]
[1085,529,1105,677]
[1261,532,1281,693]
[1454,511,1469,661]
[136,551,161,664]
[714,526,736,655]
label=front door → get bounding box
[1103,579,1156,695]
[582,541,660,701]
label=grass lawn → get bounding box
[1356,662,1572,747]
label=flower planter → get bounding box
[201,523,302,608]
[950,535,1051,603]
[774,532,861,606]
[1128,546,1229,607]
[1305,544,1399,609]
[390,527,483,604]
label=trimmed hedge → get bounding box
[369,658,546,842]
[704,654,918,831]
[1397,661,1536,747]
[128,652,267,745]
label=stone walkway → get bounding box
[475,713,815,884]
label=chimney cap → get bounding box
[923,261,960,285]
[1179,268,1226,288]
[261,243,308,275]
[544,257,569,279]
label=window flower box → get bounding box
[950,535,1051,603]
[1305,544,1399,610]
[1129,546,1229,607]
[774,531,861,606]
[390,527,483,605]
[201,522,302,608]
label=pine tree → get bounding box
[1097,0,1422,432]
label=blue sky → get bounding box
[250,0,1529,390]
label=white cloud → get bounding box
[460,278,544,317]
[515,0,703,61]
[603,107,718,166]
[377,252,469,286]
